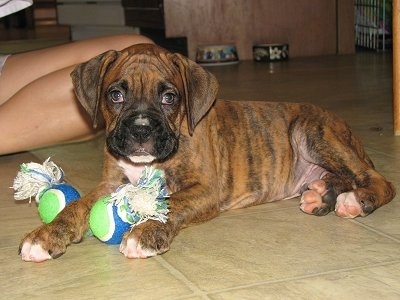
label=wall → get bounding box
[164,0,354,60]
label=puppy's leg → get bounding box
[120,184,220,258]
[301,172,395,218]
[296,116,395,218]
[19,153,124,262]
[334,170,395,218]
[19,194,97,262]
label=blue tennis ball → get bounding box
[89,196,131,245]
[38,183,80,224]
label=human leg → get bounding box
[0,34,153,154]
[0,65,100,154]
[0,34,153,103]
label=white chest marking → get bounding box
[118,160,147,184]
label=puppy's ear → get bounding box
[172,53,219,135]
[71,50,119,128]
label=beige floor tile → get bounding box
[209,262,400,300]
[0,205,42,247]
[1,242,197,299]
[162,208,400,293]
[352,191,400,241]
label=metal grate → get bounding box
[355,0,392,51]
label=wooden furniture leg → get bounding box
[393,0,400,135]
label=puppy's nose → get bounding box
[129,114,153,142]
[132,125,152,142]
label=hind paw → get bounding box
[300,180,365,218]
[300,180,335,216]
[335,192,363,218]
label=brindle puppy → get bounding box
[19,44,395,262]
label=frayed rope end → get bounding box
[12,157,65,202]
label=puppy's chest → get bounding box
[117,160,175,192]
[118,160,146,184]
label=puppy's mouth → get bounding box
[108,134,157,163]
[135,147,150,155]
[129,146,157,164]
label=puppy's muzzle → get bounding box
[107,113,178,162]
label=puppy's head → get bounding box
[71,44,218,164]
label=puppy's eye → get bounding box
[161,93,175,105]
[109,90,124,103]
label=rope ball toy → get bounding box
[12,158,81,224]
[89,167,169,244]
[12,159,169,245]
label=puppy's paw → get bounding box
[300,179,336,216]
[18,223,75,262]
[19,241,52,262]
[300,190,323,214]
[119,237,158,259]
[119,221,171,259]
[335,192,363,218]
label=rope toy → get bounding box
[12,158,81,223]
[12,159,169,245]
[89,166,169,244]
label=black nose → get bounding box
[131,125,152,142]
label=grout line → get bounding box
[154,256,212,300]
[347,219,400,243]
[206,259,400,296]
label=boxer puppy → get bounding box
[19,44,395,262]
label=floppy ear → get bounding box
[70,50,119,128]
[172,53,219,135]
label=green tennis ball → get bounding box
[37,184,80,224]
[89,196,131,244]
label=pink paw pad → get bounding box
[119,237,157,259]
[300,190,323,214]
[20,242,52,262]
[300,179,329,215]
[335,192,362,218]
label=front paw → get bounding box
[19,223,76,262]
[119,221,172,259]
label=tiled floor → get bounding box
[1,51,400,299]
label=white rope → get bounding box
[109,166,169,227]
[12,158,64,203]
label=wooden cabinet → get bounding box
[123,0,164,29]
[56,0,137,40]
[122,0,187,55]
[124,0,355,60]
